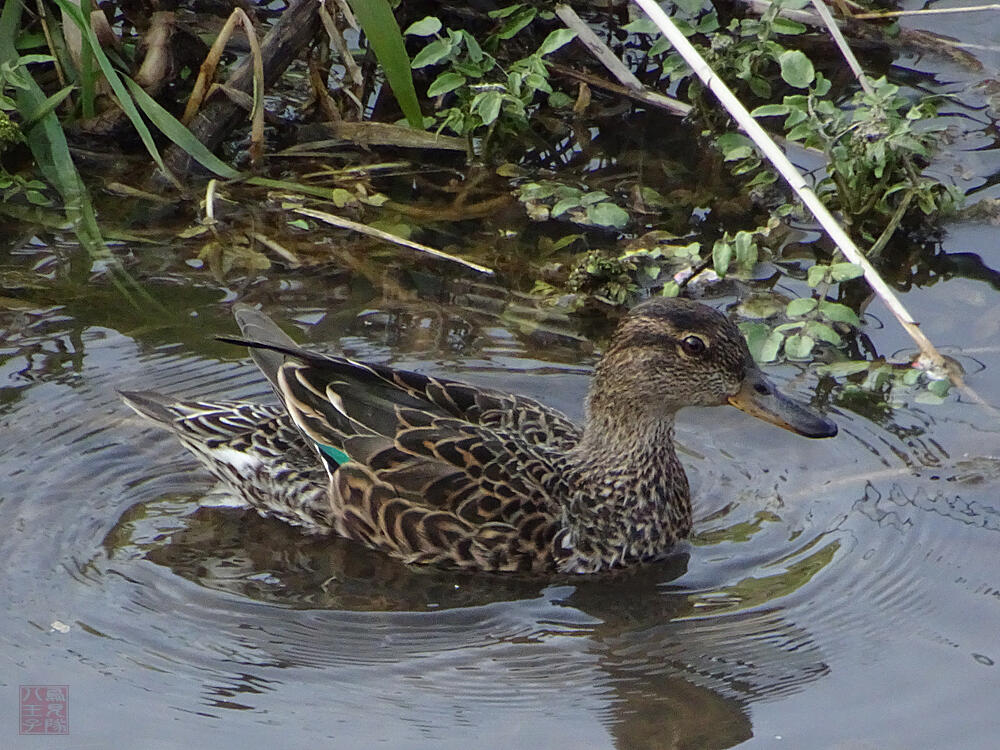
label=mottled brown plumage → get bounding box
[122,299,836,574]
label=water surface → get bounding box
[3,2,1000,746]
[1,256,997,749]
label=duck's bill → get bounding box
[728,369,837,438]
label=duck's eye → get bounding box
[680,335,707,356]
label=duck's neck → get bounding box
[559,409,692,573]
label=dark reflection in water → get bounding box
[105,492,831,749]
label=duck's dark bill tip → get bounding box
[729,370,838,439]
[793,413,838,439]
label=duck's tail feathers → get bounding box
[230,303,301,394]
[119,390,180,427]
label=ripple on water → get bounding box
[3,312,998,749]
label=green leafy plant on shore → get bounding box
[405,7,576,155]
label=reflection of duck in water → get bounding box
[132,510,822,750]
[122,298,835,574]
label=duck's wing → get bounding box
[232,303,300,397]
[330,460,563,571]
[219,340,573,570]
[268,350,571,510]
[120,391,310,466]
[227,305,581,451]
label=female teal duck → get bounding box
[121,299,836,574]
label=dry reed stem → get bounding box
[624,0,950,376]
[292,207,494,275]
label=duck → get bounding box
[121,298,836,574]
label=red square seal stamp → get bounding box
[19,686,69,735]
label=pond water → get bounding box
[1,242,997,748]
[3,4,1000,750]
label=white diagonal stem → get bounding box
[626,0,948,374]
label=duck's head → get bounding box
[588,297,837,439]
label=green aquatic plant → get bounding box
[752,76,960,241]
[517,180,630,229]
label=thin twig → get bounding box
[867,189,913,260]
[252,231,302,267]
[318,1,364,90]
[292,207,494,275]
[205,179,218,223]
[547,62,691,117]
[554,5,645,91]
[853,3,1000,19]
[34,0,67,89]
[331,0,359,31]
[182,9,263,164]
[810,0,874,95]
[626,0,950,375]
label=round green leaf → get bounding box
[716,133,755,161]
[404,17,442,36]
[751,104,791,118]
[784,333,815,359]
[818,301,861,327]
[411,38,454,68]
[807,265,829,287]
[661,281,680,298]
[538,29,577,57]
[779,50,815,89]
[579,190,609,206]
[713,240,732,277]
[551,197,578,218]
[927,378,951,397]
[786,297,817,317]
[739,322,771,362]
[427,72,466,97]
[748,76,772,99]
[586,202,629,228]
[804,321,842,345]
[548,91,573,108]
[331,188,354,208]
[772,18,807,35]
[759,331,785,363]
[471,90,503,125]
[623,19,658,34]
[830,262,865,281]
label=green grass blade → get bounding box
[2,1,104,258]
[0,1,160,308]
[51,0,178,185]
[78,0,95,117]
[345,0,423,129]
[0,0,23,57]
[122,78,241,179]
[24,84,76,128]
